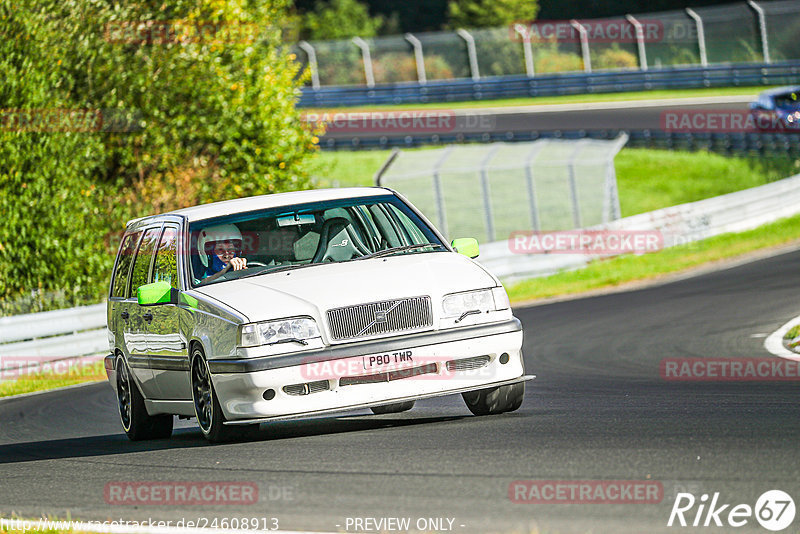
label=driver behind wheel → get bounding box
[197,224,247,282]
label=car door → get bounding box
[127,224,163,399]
[108,229,142,365]
[148,225,191,400]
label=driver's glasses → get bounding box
[214,243,240,259]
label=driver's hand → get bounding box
[229,257,247,271]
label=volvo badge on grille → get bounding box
[374,310,388,323]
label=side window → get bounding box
[111,231,142,298]
[388,205,428,244]
[153,227,179,289]
[129,227,161,296]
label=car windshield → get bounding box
[188,194,446,287]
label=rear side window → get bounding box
[153,227,179,289]
[129,227,161,296]
[110,231,142,298]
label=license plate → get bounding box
[362,350,413,371]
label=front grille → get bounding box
[282,380,330,396]
[446,355,491,372]
[339,362,438,387]
[327,296,432,341]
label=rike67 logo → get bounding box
[668,490,795,531]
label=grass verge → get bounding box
[507,213,800,303]
[0,360,106,398]
[785,324,800,340]
[304,86,772,112]
[784,323,800,350]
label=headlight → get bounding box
[491,286,511,311]
[442,288,505,321]
[238,317,320,348]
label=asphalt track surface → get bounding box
[3,247,800,533]
[317,96,755,141]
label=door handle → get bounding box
[121,311,129,320]
[143,312,153,323]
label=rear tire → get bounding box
[370,400,415,415]
[462,381,525,416]
[191,347,258,443]
[116,355,173,441]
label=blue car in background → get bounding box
[749,86,800,131]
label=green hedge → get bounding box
[0,0,319,314]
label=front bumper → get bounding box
[105,353,117,391]
[210,318,526,422]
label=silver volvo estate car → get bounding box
[105,187,532,442]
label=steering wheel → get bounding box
[247,261,268,267]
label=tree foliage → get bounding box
[447,0,539,29]
[0,0,318,312]
[303,0,385,40]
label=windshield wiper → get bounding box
[357,243,445,260]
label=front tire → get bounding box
[191,347,258,443]
[370,401,415,415]
[462,381,525,416]
[116,355,173,441]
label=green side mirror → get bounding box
[451,237,479,259]
[137,281,178,306]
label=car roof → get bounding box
[128,187,394,226]
[758,86,800,98]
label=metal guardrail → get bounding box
[319,128,800,157]
[299,61,800,108]
[0,303,107,359]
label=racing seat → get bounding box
[312,217,371,263]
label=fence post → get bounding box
[404,33,427,84]
[524,140,547,231]
[514,24,535,78]
[298,41,320,90]
[569,20,592,73]
[432,146,455,237]
[456,29,481,81]
[351,36,375,87]
[625,15,648,71]
[747,0,771,64]
[604,133,628,222]
[374,148,401,186]
[479,145,500,242]
[685,8,708,67]
[567,141,586,228]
